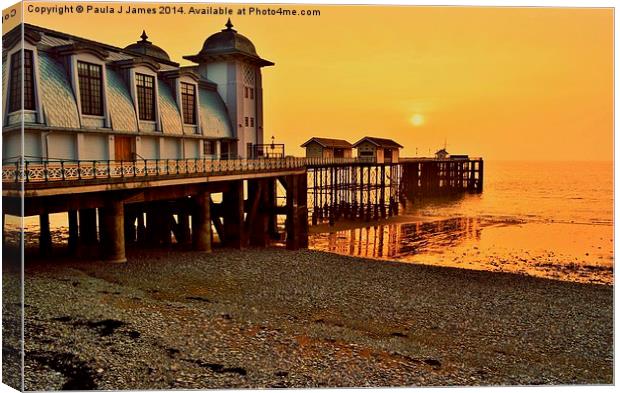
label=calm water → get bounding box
[15,161,614,284]
[310,161,614,284]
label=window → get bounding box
[244,117,249,127]
[250,117,254,127]
[204,140,214,155]
[77,61,103,116]
[9,50,35,112]
[180,82,196,125]
[250,88,254,100]
[136,73,155,121]
[244,86,249,98]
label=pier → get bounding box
[2,156,482,262]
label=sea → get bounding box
[16,161,613,285]
[309,161,614,285]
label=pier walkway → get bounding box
[2,156,483,263]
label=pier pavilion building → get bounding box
[2,19,273,163]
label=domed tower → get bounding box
[184,19,274,158]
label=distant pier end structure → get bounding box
[400,154,484,200]
[1,22,483,264]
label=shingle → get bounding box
[353,137,403,149]
[158,80,183,134]
[301,138,352,148]
[39,34,72,47]
[38,52,80,128]
[106,68,138,132]
[199,89,233,139]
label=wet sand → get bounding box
[16,247,613,390]
[310,218,614,285]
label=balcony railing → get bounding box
[1,156,482,184]
[2,157,310,184]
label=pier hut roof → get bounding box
[353,137,403,149]
[301,138,353,149]
[436,148,449,155]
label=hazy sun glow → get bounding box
[410,114,425,127]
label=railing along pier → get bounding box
[2,156,483,262]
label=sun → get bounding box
[410,113,425,127]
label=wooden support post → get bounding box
[176,210,191,244]
[478,160,484,193]
[223,180,245,248]
[298,173,309,248]
[124,207,136,244]
[136,210,146,243]
[78,208,98,257]
[160,202,173,246]
[267,178,279,239]
[79,208,98,244]
[324,168,329,221]
[212,216,225,243]
[359,166,365,219]
[193,190,212,252]
[351,167,358,219]
[468,161,472,191]
[39,213,52,256]
[366,167,372,222]
[68,210,78,254]
[247,179,270,247]
[380,165,386,218]
[286,174,309,250]
[312,168,318,225]
[99,201,127,263]
[145,205,158,245]
[330,166,337,224]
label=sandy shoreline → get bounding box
[7,246,612,389]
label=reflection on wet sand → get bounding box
[310,217,613,285]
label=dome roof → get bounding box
[201,19,257,57]
[183,19,274,67]
[124,30,170,61]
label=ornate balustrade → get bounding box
[2,157,308,184]
[1,156,475,185]
[303,157,359,166]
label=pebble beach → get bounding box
[11,247,614,390]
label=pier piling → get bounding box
[99,201,126,263]
[39,213,52,256]
[223,180,245,248]
[193,191,212,253]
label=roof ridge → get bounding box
[22,22,180,67]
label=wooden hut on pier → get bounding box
[301,137,353,158]
[435,148,449,159]
[353,137,402,164]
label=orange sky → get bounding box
[8,2,615,160]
